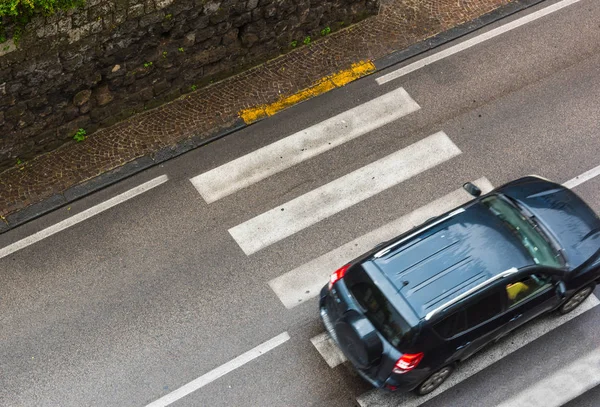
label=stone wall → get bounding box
[0,0,378,171]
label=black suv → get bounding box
[319,176,600,395]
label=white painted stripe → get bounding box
[376,0,582,85]
[269,178,493,308]
[145,332,290,407]
[0,175,169,260]
[563,164,600,189]
[310,332,348,368]
[496,347,600,407]
[357,294,600,407]
[191,88,420,203]
[229,132,461,255]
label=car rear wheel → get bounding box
[559,283,595,314]
[414,365,455,396]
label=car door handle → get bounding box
[456,342,471,350]
[510,314,523,322]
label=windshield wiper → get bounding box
[499,194,567,266]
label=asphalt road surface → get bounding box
[2,0,600,406]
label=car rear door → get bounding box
[433,287,510,362]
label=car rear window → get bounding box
[344,266,412,348]
[433,310,467,338]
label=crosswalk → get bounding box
[229,132,460,255]
[190,87,420,204]
[188,86,600,406]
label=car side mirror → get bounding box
[463,182,482,197]
[556,281,567,299]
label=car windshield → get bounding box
[482,195,563,268]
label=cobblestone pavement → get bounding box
[0,0,513,225]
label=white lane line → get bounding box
[310,332,348,368]
[269,178,493,308]
[496,347,600,407]
[563,164,600,189]
[191,88,420,204]
[145,332,290,407]
[0,175,169,260]
[376,0,582,85]
[357,294,600,407]
[229,132,461,255]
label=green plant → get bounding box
[290,40,297,48]
[178,47,184,52]
[73,128,86,142]
[162,51,168,58]
[0,0,86,41]
[165,13,172,20]
[16,157,22,165]
[303,36,311,45]
[12,26,22,43]
[320,26,331,36]
[190,84,197,91]
[144,61,153,68]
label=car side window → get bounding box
[504,274,552,308]
[433,310,467,339]
[464,290,505,329]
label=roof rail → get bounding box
[424,267,519,321]
[374,208,465,259]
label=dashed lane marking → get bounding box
[376,0,584,85]
[145,332,290,407]
[0,175,169,260]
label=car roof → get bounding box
[365,201,534,319]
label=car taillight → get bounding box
[328,264,350,290]
[393,352,424,374]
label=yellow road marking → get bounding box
[239,61,376,124]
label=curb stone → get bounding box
[0,0,546,235]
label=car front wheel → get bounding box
[559,283,596,314]
[414,365,455,396]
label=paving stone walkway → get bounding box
[0,0,514,227]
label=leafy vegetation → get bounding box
[0,0,85,42]
[73,128,86,142]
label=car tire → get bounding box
[559,283,596,315]
[414,365,455,396]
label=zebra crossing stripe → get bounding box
[190,87,420,204]
[229,132,461,255]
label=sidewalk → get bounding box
[0,0,540,233]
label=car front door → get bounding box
[498,271,562,335]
